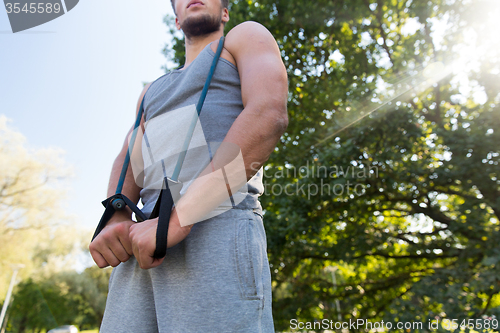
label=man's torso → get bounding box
[138,42,264,217]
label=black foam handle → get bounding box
[91,197,117,241]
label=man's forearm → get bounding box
[223,104,288,180]
[174,103,287,226]
[106,129,143,221]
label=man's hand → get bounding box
[89,211,135,268]
[129,209,193,269]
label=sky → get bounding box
[1,0,176,231]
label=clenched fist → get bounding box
[89,211,135,268]
[129,209,193,269]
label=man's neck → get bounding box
[183,29,224,69]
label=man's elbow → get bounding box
[273,104,288,137]
[248,99,288,137]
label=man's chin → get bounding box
[181,14,222,39]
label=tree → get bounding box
[0,115,83,291]
[0,116,99,331]
[6,279,57,333]
[7,267,111,332]
[164,0,500,330]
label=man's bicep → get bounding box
[240,52,288,112]
[229,23,288,113]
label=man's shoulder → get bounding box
[227,21,270,37]
[224,21,277,55]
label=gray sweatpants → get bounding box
[99,208,274,333]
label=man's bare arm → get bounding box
[223,21,288,178]
[173,21,289,225]
[89,83,150,268]
[104,84,150,219]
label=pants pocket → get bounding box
[234,214,265,301]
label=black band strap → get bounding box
[91,194,147,241]
[151,178,173,258]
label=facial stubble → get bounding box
[180,11,223,39]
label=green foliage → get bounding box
[6,267,111,332]
[161,14,186,71]
[5,279,57,333]
[165,0,499,330]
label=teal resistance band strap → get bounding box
[91,97,147,241]
[116,97,145,195]
[92,36,226,257]
[171,36,226,181]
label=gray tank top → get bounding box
[139,42,264,217]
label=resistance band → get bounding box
[91,36,226,259]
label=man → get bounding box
[89,0,288,331]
